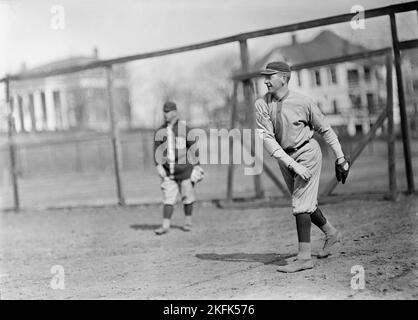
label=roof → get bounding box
[21,56,100,77]
[254,30,375,70]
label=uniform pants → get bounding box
[161,178,195,205]
[278,139,322,215]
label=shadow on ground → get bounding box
[195,253,297,266]
[129,224,183,231]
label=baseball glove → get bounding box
[190,166,204,185]
[335,158,350,184]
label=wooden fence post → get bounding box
[105,66,126,206]
[390,13,414,194]
[5,77,20,211]
[386,54,397,200]
[226,81,238,200]
[239,39,264,199]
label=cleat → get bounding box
[285,256,298,263]
[277,258,314,273]
[154,227,170,235]
[317,231,342,258]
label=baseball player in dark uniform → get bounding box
[153,101,204,235]
[255,61,350,272]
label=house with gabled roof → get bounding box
[253,30,394,136]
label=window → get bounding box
[332,100,339,114]
[315,70,321,86]
[311,69,321,86]
[364,66,371,82]
[347,69,360,85]
[413,79,418,92]
[296,71,302,87]
[329,66,338,84]
[375,69,382,81]
[367,93,375,114]
[349,94,362,109]
[378,96,385,109]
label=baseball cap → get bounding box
[261,61,291,75]
[163,101,177,112]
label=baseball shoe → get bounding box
[154,227,170,235]
[277,258,314,273]
[181,224,192,232]
[285,256,298,263]
[317,231,342,258]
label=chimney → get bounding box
[92,47,99,59]
[291,34,297,45]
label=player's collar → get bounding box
[276,89,289,102]
[269,89,289,102]
[166,117,179,127]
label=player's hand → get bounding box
[190,165,204,185]
[335,157,350,184]
[156,164,167,179]
[289,161,312,181]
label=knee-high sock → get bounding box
[162,204,174,228]
[310,207,327,228]
[310,207,337,236]
[295,213,311,260]
[184,203,193,216]
[184,203,193,225]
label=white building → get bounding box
[253,30,403,136]
[7,48,132,133]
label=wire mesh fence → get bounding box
[1,2,417,210]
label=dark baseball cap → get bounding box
[163,101,177,112]
[261,61,291,75]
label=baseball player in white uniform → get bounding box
[255,61,350,273]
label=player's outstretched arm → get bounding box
[308,99,350,184]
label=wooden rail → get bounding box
[3,1,417,210]
[1,1,416,82]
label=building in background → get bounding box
[253,30,418,136]
[402,49,418,137]
[8,48,132,133]
[253,30,390,136]
[5,35,417,135]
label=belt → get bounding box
[284,140,310,154]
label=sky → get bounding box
[1,0,416,78]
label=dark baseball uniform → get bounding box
[153,118,198,205]
[255,90,334,214]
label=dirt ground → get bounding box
[0,194,417,300]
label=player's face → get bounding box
[264,73,286,92]
[164,110,177,122]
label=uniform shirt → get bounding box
[255,89,331,156]
[153,118,199,181]
[166,123,176,177]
